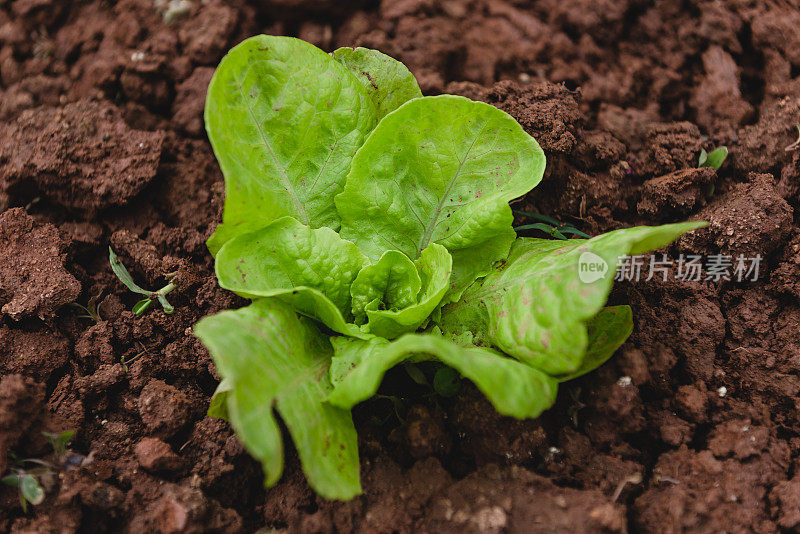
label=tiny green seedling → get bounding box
[193,35,706,500]
[120,344,148,372]
[513,210,591,239]
[43,430,75,458]
[403,362,461,398]
[698,146,728,170]
[1,430,73,512]
[108,248,175,316]
[432,366,461,398]
[1,472,44,512]
[69,293,103,322]
[403,363,428,386]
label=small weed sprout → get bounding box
[513,210,591,239]
[698,146,727,196]
[1,430,74,512]
[43,430,75,458]
[109,248,176,316]
[120,344,148,372]
[404,362,462,398]
[1,471,44,512]
[698,146,728,170]
[69,293,103,322]
[432,366,461,397]
[566,386,585,428]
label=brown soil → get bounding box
[0,0,799,532]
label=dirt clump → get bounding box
[135,437,184,473]
[421,465,627,534]
[0,208,80,320]
[637,122,704,177]
[734,96,800,175]
[633,443,788,532]
[0,374,44,476]
[689,45,753,140]
[681,172,793,257]
[0,100,164,212]
[637,167,716,221]
[0,326,70,383]
[126,482,242,533]
[137,379,192,439]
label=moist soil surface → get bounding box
[1,0,800,532]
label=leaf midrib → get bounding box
[235,69,310,225]
[416,120,488,256]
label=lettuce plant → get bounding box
[194,35,704,500]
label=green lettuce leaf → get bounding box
[194,299,361,500]
[332,47,422,120]
[350,250,421,324]
[445,221,516,305]
[215,216,369,338]
[557,305,633,382]
[327,334,558,419]
[361,244,452,339]
[205,35,378,255]
[335,95,546,299]
[439,222,706,376]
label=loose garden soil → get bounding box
[1,0,799,532]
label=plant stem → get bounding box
[156,282,176,297]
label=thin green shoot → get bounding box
[69,293,103,322]
[109,247,176,316]
[513,211,591,240]
[120,344,148,372]
[43,430,75,457]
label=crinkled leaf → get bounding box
[327,334,558,419]
[363,244,452,339]
[557,305,633,382]
[439,222,706,376]
[332,46,422,120]
[205,35,378,255]
[445,222,516,304]
[194,299,361,500]
[350,250,421,324]
[336,95,545,300]
[215,216,370,338]
[332,47,422,120]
